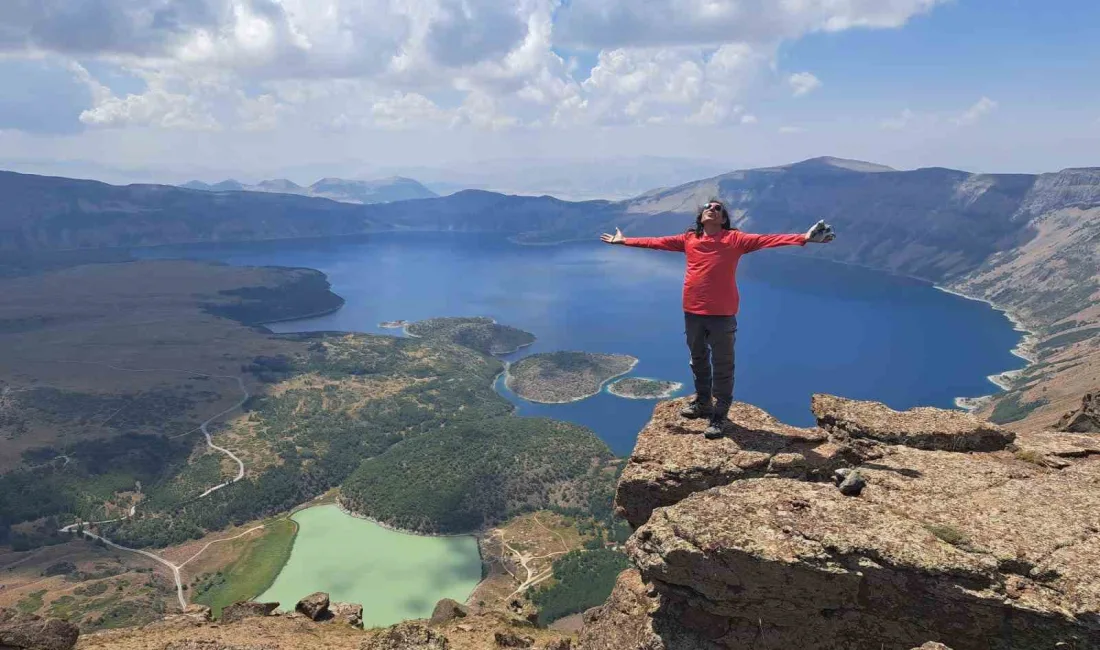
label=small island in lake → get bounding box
[379,320,409,329]
[405,316,536,356]
[607,377,683,400]
[506,351,638,404]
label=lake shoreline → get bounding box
[606,378,684,400]
[934,285,1038,412]
[397,316,537,356]
[503,356,640,404]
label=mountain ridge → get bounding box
[1,157,1097,430]
[180,175,438,205]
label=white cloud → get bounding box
[880,108,917,130]
[0,0,949,136]
[788,72,822,97]
[953,96,997,126]
[554,0,946,49]
[778,125,805,134]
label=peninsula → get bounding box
[505,351,638,404]
[607,378,683,400]
[404,316,535,356]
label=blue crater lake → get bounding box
[138,232,1023,456]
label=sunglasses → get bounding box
[703,204,724,212]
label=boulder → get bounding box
[540,640,573,650]
[494,631,534,648]
[180,604,213,624]
[912,644,953,650]
[1057,392,1100,432]
[812,393,1015,452]
[615,399,845,527]
[430,598,469,624]
[295,591,330,621]
[219,601,279,624]
[363,622,449,650]
[835,468,866,496]
[330,602,363,628]
[0,609,79,650]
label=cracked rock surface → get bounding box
[587,396,1100,650]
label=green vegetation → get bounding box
[203,270,345,325]
[1036,327,1100,352]
[192,518,298,618]
[406,317,536,356]
[340,417,613,533]
[507,351,637,403]
[1045,320,1081,335]
[989,393,1049,424]
[607,377,682,399]
[16,589,46,614]
[99,334,515,547]
[0,433,194,548]
[528,549,630,624]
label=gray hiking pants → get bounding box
[684,312,737,413]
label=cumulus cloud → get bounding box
[0,0,948,134]
[554,0,946,49]
[788,71,822,97]
[953,96,997,126]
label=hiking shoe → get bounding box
[704,416,725,439]
[680,398,712,419]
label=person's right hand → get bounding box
[600,228,625,245]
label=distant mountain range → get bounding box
[1,153,1098,431]
[4,156,1097,286]
[180,176,438,204]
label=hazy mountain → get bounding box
[374,156,734,201]
[179,175,437,204]
[5,156,1099,288]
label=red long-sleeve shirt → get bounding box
[624,230,807,316]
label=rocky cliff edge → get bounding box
[581,395,1100,650]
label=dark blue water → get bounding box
[138,233,1023,456]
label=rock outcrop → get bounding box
[0,609,79,650]
[430,599,469,624]
[585,396,1100,650]
[615,400,846,528]
[811,394,1015,452]
[219,602,280,624]
[295,592,331,621]
[362,622,449,650]
[1058,391,1100,433]
[330,603,364,628]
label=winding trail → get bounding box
[51,361,255,609]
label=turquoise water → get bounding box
[139,232,1023,456]
[258,505,481,627]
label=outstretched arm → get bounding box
[601,228,686,252]
[738,220,835,253]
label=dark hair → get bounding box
[689,198,733,236]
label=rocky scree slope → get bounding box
[580,395,1100,650]
[4,591,574,650]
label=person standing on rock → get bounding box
[601,200,835,439]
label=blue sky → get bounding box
[0,0,1096,186]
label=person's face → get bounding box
[701,202,724,226]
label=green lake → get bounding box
[258,504,482,627]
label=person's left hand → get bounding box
[805,220,836,244]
